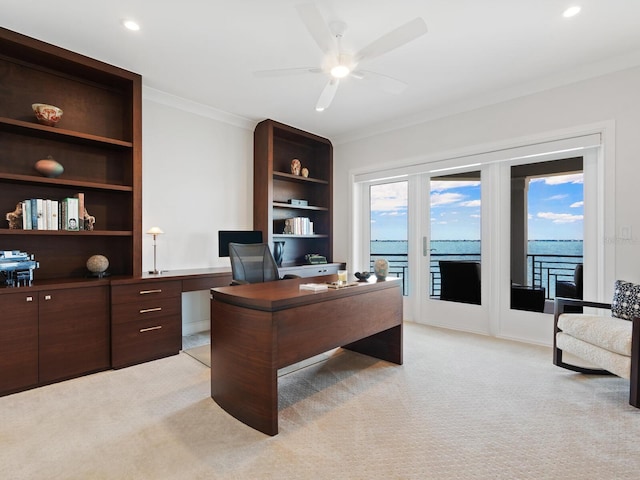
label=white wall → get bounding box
[334,66,640,288]
[141,92,254,334]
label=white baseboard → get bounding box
[182,319,210,336]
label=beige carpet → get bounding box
[1,322,639,479]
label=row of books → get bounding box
[20,193,87,231]
[282,217,314,235]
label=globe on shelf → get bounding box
[86,254,109,278]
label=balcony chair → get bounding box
[228,242,299,285]
[555,263,583,312]
[438,260,481,305]
[553,280,640,408]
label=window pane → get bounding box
[370,181,408,295]
[429,172,481,304]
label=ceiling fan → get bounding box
[255,3,428,111]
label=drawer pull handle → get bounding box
[44,295,52,300]
[26,296,33,302]
[140,307,162,314]
[139,289,162,295]
[140,325,162,333]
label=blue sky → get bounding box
[370,173,584,241]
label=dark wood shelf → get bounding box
[272,201,328,211]
[273,171,329,184]
[0,117,133,148]
[0,172,133,192]
[0,229,132,236]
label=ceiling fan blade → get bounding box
[296,3,336,55]
[351,70,408,95]
[315,78,339,111]
[354,17,427,63]
[254,67,322,78]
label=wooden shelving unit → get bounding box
[253,119,333,266]
[0,27,142,281]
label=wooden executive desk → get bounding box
[210,275,403,435]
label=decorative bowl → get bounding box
[32,103,63,126]
[354,271,371,282]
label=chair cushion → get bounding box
[556,332,631,379]
[611,279,640,319]
[557,313,632,356]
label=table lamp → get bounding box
[146,227,164,274]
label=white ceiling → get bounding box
[3,0,640,143]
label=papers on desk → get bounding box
[299,283,329,292]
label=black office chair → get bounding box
[228,242,298,285]
[438,260,481,305]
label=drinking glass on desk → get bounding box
[337,269,348,285]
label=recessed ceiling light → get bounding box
[563,6,581,18]
[122,19,140,31]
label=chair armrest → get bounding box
[281,274,301,280]
[554,297,611,313]
[231,279,249,286]
[554,297,613,331]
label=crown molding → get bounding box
[142,86,255,131]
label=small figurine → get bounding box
[291,158,301,175]
[301,167,309,178]
[5,202,23,229]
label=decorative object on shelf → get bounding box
[34,156,64,178]
[86,254,109,278]
[32,103,63,126]
[301,167,309,178]
[5,202,23,229]
[305,253,327,264]
[147,226,164,274]
[273,240,285,267]
[374,258,389,281]
[355,271,371,282]
[0,250,39,287]
[291,158,301,175]
[288,199,308,206]
[82,208,96,231]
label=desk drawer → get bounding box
[111,296,181,325]
[111,315,181,368]
[111,281,181,305]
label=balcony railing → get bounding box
[370,252,582,299]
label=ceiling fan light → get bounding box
[330,65,350,78]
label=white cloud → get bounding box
[460,199,481,207]
[370,182,407,213]
[430,192,465,206]
[570,201,584,208]
[537,212,583,223]
[542,173,584,185]
[547,194,568,201]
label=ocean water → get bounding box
[370,240,583,256]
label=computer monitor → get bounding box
[218,230,263,257]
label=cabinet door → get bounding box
[0,292,38,394]
[39,286,110,384]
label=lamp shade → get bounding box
[146,227,164,235]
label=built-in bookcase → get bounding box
[253,119,333,266]
[0,27,142,281]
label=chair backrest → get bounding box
[574,263,583,297]
[439,260,481,305]
[228,242,280,284]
